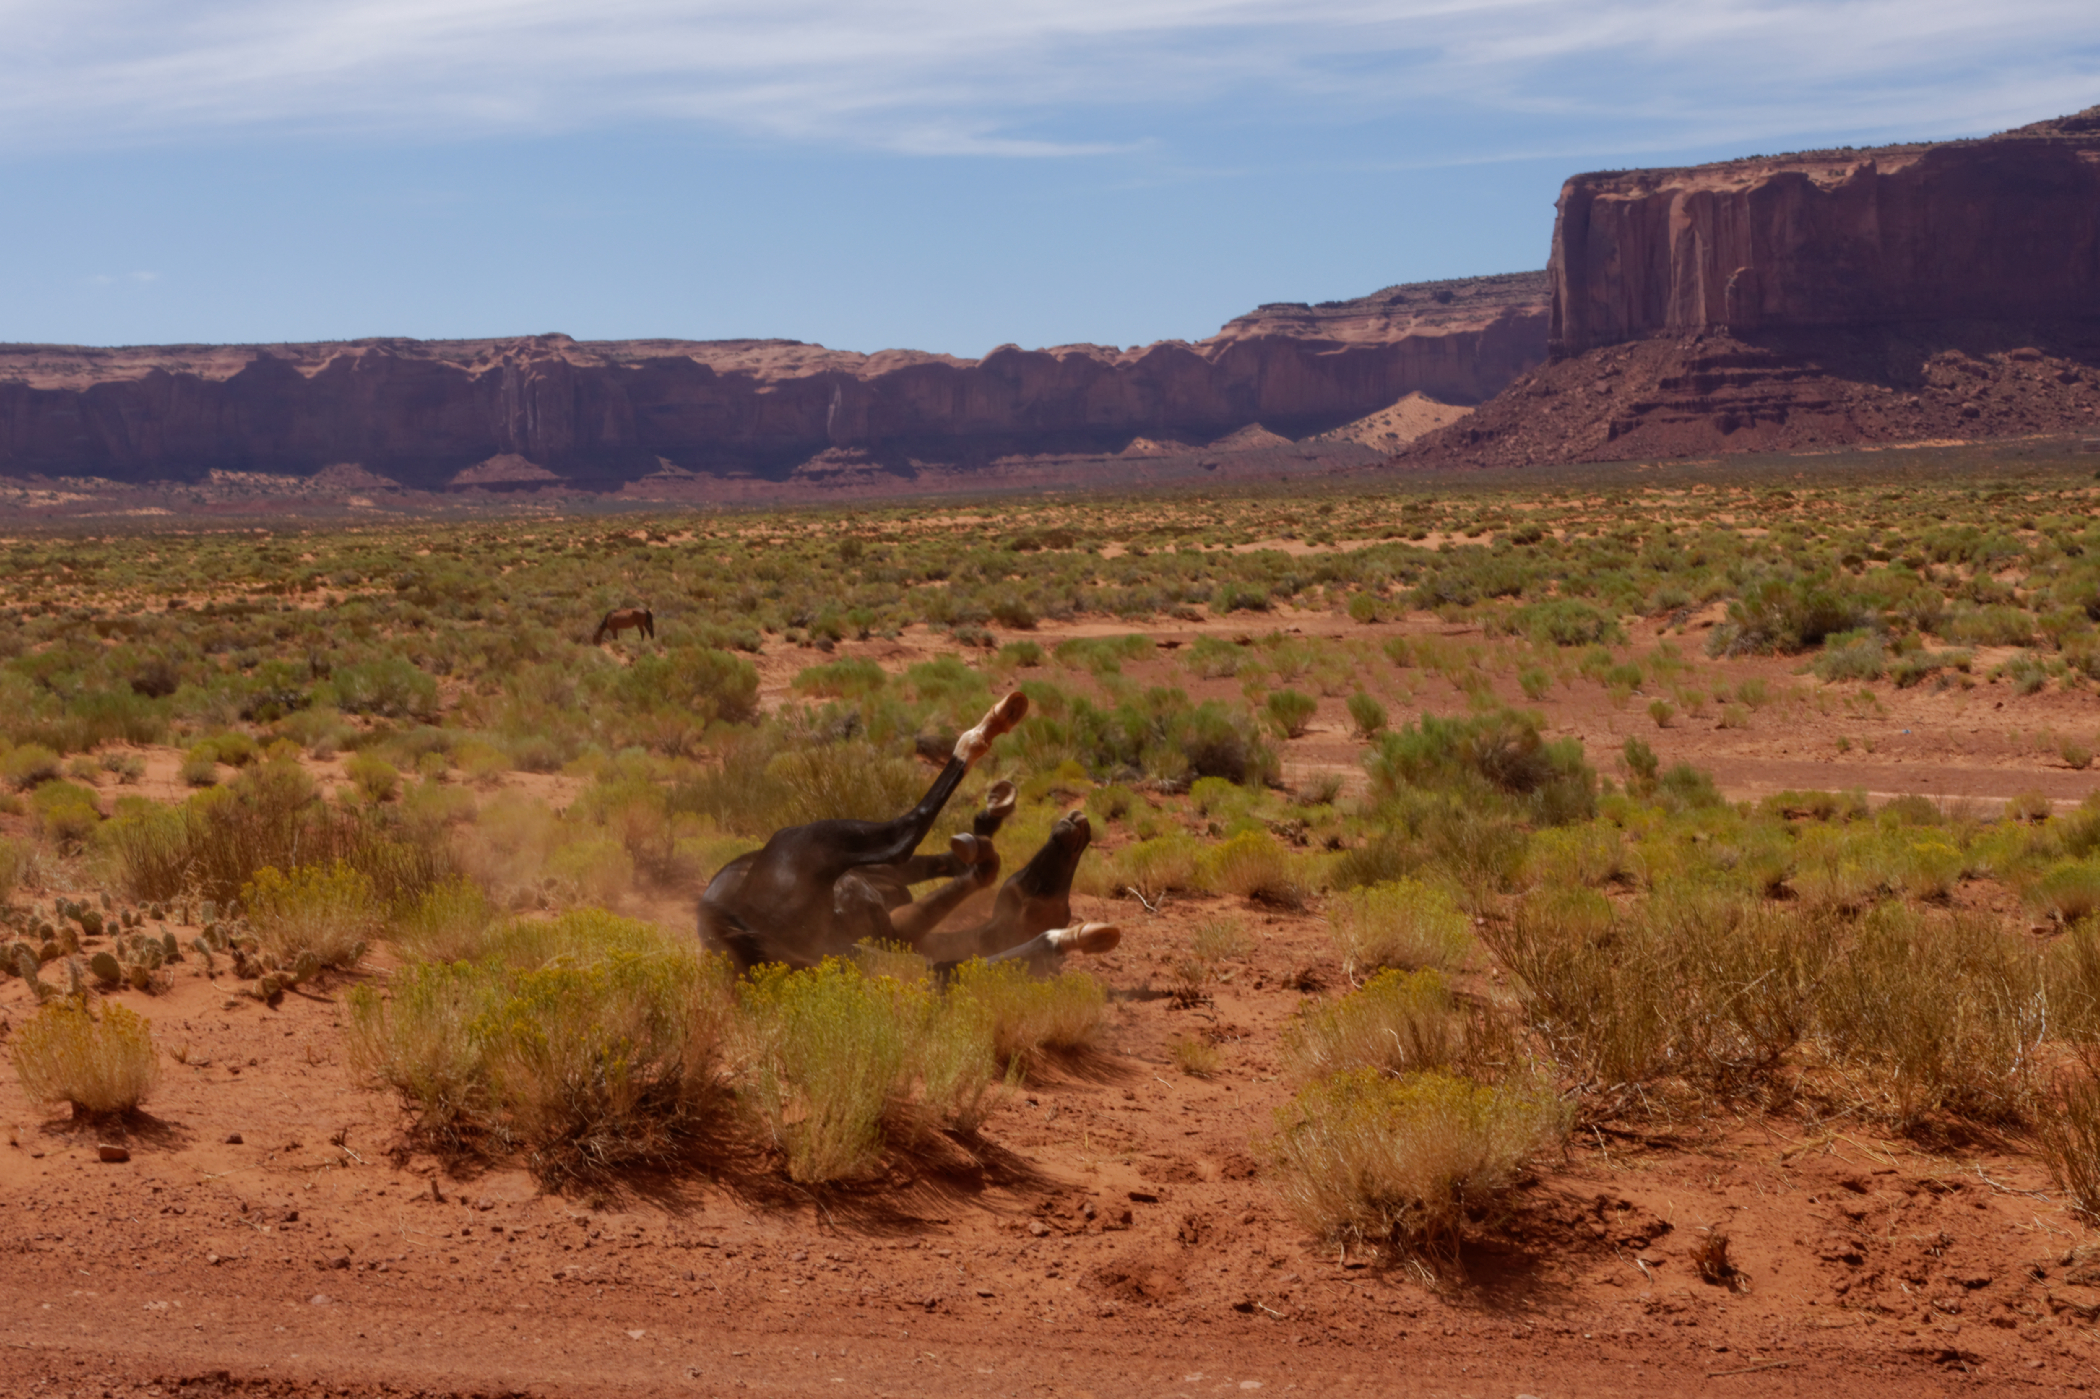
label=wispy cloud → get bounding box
[1,1,2094,157]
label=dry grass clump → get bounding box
[2039,1069,2100,1224]
[1819,905,2043,1124]
[1326,879,1473,977]
[1172,1035,1222,1076]
[1282,969,1477,1081]
[1092,833,1202,904]
[346,910,735,1180]
[1199,829,1311,907]
[1271,1068,1566,1255]
[736,958,923,1183]
[390,877,499,963]
[242,861,382,970]
[946,957,1108,1069]
[2032,860,2100,924]
[0,835,20,905]
[9,1000,160,1116]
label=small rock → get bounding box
[975,1287,996,1298]
[225,1132,243,1145]
[97,1144,130,1163]
[309,1294,332,1306]
[206,1253,222,1266]
[626,1329,645,1340]
[1028,1220,1050,1237]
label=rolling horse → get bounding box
[696,692,1119,976]
[594,607,655,644]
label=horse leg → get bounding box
[934,922,1121,979]
[789,692,1027,875]
[888,840,1001,942]
[914,809,1091,965]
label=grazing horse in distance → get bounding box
[594,607,655,644]
[697,692,1119,976]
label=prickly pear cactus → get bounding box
[189,936,216,974]
[160,930,179,961]
[291,950,320,986]
[125,961,152,991]
[89,950,122,984]
[15,947,48,1001]
[149,903,166,922]
[37,940,59,963]
[200,901,218,925]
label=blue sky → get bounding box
[3,1,2096,357]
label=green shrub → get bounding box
[4,743,61,791]
[31,780,99,849]
[1366,708,1594,825]
[1271,1069,1566,1254]
[995,641,1045,670]
[1812,631,1887,682]
[10,1000,159,1116]
[242,861,381,970]
[2035,861,2100,923]
[1511,599,1623,648]
[1183,635,1250,678]
[1712,576,1871,655]
[1326,879,1472,977]
[1345,691,1387,738]
[1265,689,1318,739]
[179,747,219,787]
[332,655,441,720]
[346,752,399,803]
[1200,830,1310,908]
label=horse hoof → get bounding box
[984,780,1017,819]
[1048,922,1120,956]
[988,691,1029,735]
[950,833,997,867]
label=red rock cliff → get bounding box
[1549,109,2100,356]
[0,273,1546,487]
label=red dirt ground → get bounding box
[4,607,2099,1397]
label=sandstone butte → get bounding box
[0,272,1546,490]
[1401,106,2100,468]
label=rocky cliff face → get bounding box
[1400,109,2100,468]
[0,273,1547,487]
[1549,110,2100,356]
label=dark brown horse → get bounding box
[594,607,655,644]
[696,693,1118,976]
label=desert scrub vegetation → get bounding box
[349,913,1107,1185]
[346,910,737,1179]
[5,460,2100,795]
[241,861,382,970]
[1271,1069,1566,1256]
[1326,879,1473,978]
[9,998,160,1116]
